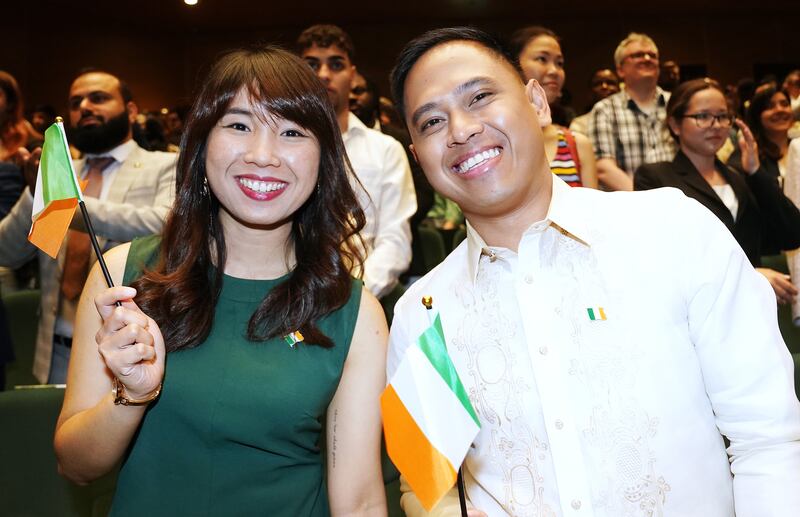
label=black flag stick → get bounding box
[77,199,121,306]
[457,467,468,516]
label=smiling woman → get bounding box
[53,46,389,517]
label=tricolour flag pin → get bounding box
[586,307,607,321]
[283,330,304,348]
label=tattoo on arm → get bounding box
[332,409,338,469]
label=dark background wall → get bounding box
[3,0,799,117]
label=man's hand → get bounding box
[756,267,798,304]
[13,146,42,195]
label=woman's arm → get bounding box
[575,132,598,189]
[326,286,388,516]
[54,242,165,484]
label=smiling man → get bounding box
[588,33,676,190]
[0,70,175,384]
[387,27,800,517]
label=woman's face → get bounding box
[760,92,793,135]
[205,88,321,233]
[671,88,731,158]
[518,35,565,105]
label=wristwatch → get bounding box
[112,377,162,406]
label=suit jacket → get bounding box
[0,141,176,382]
[635,151,800,266]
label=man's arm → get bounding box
[588,102,633,191]
[683,197,800,516]
[0,188,39,268]
[363,139,416,298]
[71,154,177,242]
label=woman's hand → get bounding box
[756,267,798,305]
[735,119,760,175]
[95,286,165,400]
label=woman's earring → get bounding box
[202,177,210,197]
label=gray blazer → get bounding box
[0,141,176,382]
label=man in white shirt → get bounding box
[297,25,417,299]
[387,27,800,517]
[0,70,176,383]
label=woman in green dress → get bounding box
[54,47,389,516]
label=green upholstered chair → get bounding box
[381,282,407,327]
[0,387,118,516]
[2,289,41,388]
[793,353,800,402]
[452,226,467,251]
[417,224,446,273]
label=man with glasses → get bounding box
[589,33,676,190]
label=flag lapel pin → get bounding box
[283,330,304,348]
[586,307,607,321]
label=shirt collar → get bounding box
[343,112,369,140]
[83,138,137,165]
[465,174,592,283]
[622,86,669,111]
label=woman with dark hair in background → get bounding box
[728,85,795,188]
[54,46,388,516]
[510,26,598,188]
[636,78,800,303]
[0,70,41,162]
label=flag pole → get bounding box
[77,199,115,290]
[422,296,468,517]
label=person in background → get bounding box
[29,104,57,136]
[589,32,676,190]
[569,68,620,136]
[659,59,681,92]
[164,105,188,150]
[510,26,597,188]
[0,69,176,384]
[350,71,381,130]
[54,46,387,516]
[298,24,417,299]
[636,78,800,303]
[0,70,41,162]
[727,85,795,193]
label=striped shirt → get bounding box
[588,87,676,175]
[550,127,582,187]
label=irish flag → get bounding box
[28,120,82,258]
[381,310,480,511]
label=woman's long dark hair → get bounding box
[746,85,791,162]
[132,46,366,351]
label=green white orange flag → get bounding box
[28,120,83,258]
[381,311,480,511]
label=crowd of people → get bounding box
[0,22,798,517]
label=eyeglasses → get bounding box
[683,112,735,129]
[623,51,658,62]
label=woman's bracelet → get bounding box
[112,377,163,406]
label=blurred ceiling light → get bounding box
[184,0,198,5]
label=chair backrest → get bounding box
[2,289,41,388]
[0,387,117,517]
[417,225,446,273]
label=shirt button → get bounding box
[539,346,548,355]
[555,419,564,430]
[571,499,582,510]
[524,275,534,284]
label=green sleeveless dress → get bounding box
[110,235,362,517]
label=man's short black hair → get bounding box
[72,67,134,104]
[390,26,519,124]
[296,24,356,61]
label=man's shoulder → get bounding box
[126,146,177,168]
[394,242,469,315]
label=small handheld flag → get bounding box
[381,296,479,513]
[28,118,118,292]
[28,119,83,258]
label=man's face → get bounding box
[67,72,135,153]
[616,40,659,86]
[784,72,800,99]
[301,44,355,115]
[350,72,377,123]
[590,69,620,102]
[403,41,551,222]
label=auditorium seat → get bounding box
[2,289,41,388]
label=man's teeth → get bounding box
[239,178,286,193]
[455,148,500,173]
